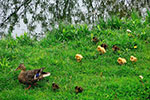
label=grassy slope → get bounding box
[0,14,150,100]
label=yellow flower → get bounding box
[134,46,137,49]
[128,34,131,36]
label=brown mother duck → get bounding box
[15,63,50,89]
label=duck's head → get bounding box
[75,86,79,90]
[15,63,26,71]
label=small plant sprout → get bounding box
[117,57,127,65]
[127,29,132,33]
[75,54,83,62]
[100,72,103,77]
[130,56,137,62]
[97,46,106,54]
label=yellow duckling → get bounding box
[75,54,83,62]
[130,56,137,62]
[97,46,106,54]
[117,57,127,65]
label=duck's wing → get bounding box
[24,68,47,84]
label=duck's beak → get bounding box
[15,67,19,71]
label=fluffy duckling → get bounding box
[75,54,83,62]
[92,37,99,43]
[52,83,59,91]
[101,43,108,50]
[117,57,127,65]
[97,46,106,54]
[130,56,137,62]
[112,45,120,51]
[75,86,83,93]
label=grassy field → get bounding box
[0,12,150,100]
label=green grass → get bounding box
[0,12,150,100]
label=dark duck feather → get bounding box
[15,63,50,89]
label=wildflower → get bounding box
[134,45,137,49]
[139,75,143,80]
[127,29,131,33]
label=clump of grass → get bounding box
[52,23,90,41]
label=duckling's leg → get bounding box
[25,85,31,90]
